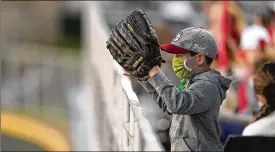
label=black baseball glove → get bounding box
[106,9,165,78]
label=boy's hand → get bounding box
[123,72,150,81]
[123,65,161,81]
[123,72,132,77]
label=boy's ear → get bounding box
[197,53,206,65]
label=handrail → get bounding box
[82,1,164,151]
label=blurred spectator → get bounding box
[236,57,272,116]
[223,1,247,76]
[201,1,212,27]
[207,1,246,76]
[242,61,275,136]
[240,7,272,66]
[159,1,195,23]
[158,1,196,36]
[236,7,275,117]
[267,6,275,47]
[227,1,246,46]
[207,2,247,114]
[219,57,272,118]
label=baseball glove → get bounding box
[106,9,165,78]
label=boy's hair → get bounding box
[190,51,214,65]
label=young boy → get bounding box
[136,27,232,151]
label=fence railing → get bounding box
[82,2,164,151]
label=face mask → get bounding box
[183,55,199,72]
[172,55,193,80]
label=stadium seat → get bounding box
[224,135,275,152]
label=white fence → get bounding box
[81,1,164,151]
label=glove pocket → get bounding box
[126,12,157,42]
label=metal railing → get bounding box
[118,66,165,151]
[82,2,164,151]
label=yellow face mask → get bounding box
[172,55,193,80]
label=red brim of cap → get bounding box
[160,44,190,54]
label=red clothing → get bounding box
[217,1,242,68]
[268,26,275,47]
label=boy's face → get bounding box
[176,52,207,67]
[174,52,208,73]
[174,53,189,59]
[173,52,212,77]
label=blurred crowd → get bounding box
[204,1,275,118]
[156,1,275,119]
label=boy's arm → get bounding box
[147,67,220,115]
[138,80,172,114]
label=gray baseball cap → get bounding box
[160,27,218,58]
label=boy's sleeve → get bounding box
[147,71,220,115]
[138,80,172,114]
